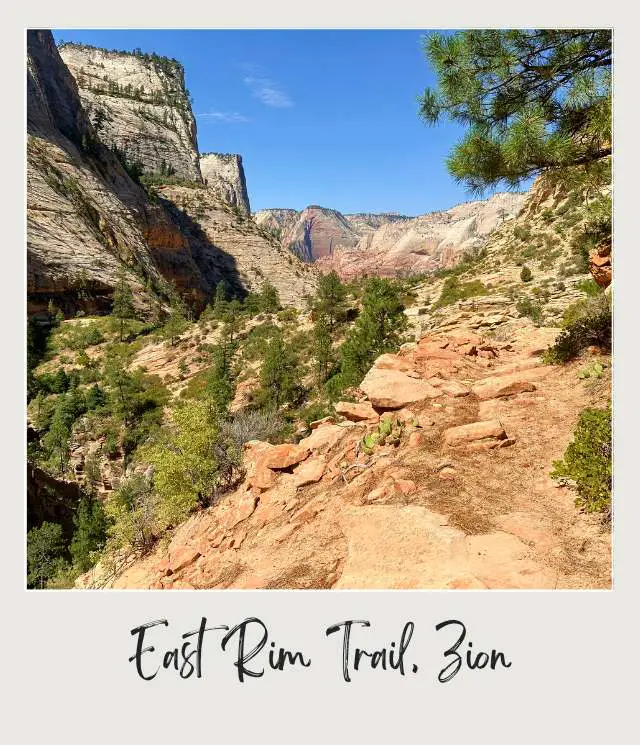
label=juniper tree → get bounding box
[314,271,348,333]
[419,30,612,193]
[339,277,408,387]
[111,266,135,341]
[257,331,301,410]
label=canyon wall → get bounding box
[59,43,202,182]
[200,153,251,214]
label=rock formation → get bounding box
[27,30,174,315]
[254,206,359,262]
[317,192,527,279]
[255,195,525,277]
[200,153,251,214]
[59,43,201,182]
[28,32,317,314]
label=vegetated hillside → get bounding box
[26,172,611,590]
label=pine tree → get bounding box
[69,497,108,572]
[27,522,67,589]
[205,340,236,416]
[314,271,347,332]
[260,282,280,314]
[339,277,408,387]
[419,30,611,192]
[313,315,334,388]
[212,280,229,319]
[257,331,301,410]
[111,266,135,341]
[163,293,189,346]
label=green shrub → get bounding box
[551,407,611,515]
[577,278,602,297]
[520,265,533,283]
[516,297,543,324]
[544,293,611,362]
[434,276,487,308]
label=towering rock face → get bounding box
[28,33,317,314]
[316,192,527,279]
[27,30,175,315]
[156,186,317,307]
[200,153,251,214]
[59,43,201,182]
[255,206,361,262]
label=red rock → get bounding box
[414,341,459,360]
[471,374,537,400]
[360,367,440,409]
[310,416,335,429]
[169,546,201,573]
[444,419,507,447]
[248,460,278,490]
[334,401,379,422]
[262,443,310,470]
[373,353,415,372]
[221,491,259,530]
[393,479,417,495]
[293,456,327,487]
[298,424,347,453]
[439,380,470,397]
[408,431,425,447]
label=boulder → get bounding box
[334,401,379,422]
[373,353,415,372]
[439,380,470,397]
[299,424,348,453]
[293,456,327,488]
[471,373,537,400]
[262,444,310,470]
[444,419,508,447]
[168,546,200,574]
[248,461,279,490]
[360,367,440,409]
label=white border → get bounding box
[4,3,638,741]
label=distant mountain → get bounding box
[255,194,527,278]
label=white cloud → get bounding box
[243,75,293,108]
[199,111,251,123]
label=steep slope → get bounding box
[27,30,175,315]
[151,185,318,307]
[200,153,251,214]
[59,43,201,182]
[317,192,527,279]
[79,323,610,590]
[28,33,317,315]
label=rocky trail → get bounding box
[82,319,611,590]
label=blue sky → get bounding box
[53,30,521,216]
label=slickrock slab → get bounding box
[360,367,441,409]
[373,353,416,372]
[414,342,460,361]
[169,547,201,574]
[471,373,537,400]
[439,380,470,397]
[262,444,310,470]
[334,401,379,422]
[444,419,507,447]
[293,456,327,488]
[299,424,348,453]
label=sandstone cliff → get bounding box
[317,192,527,279]
[200,153,251,214]
[154,185,317,307]
[255,196,525,277]
[59,43,201,182]
[28,33,317,314]
[27,30,174,315]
